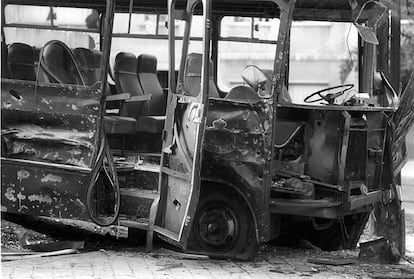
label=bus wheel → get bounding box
[188,188,257,260]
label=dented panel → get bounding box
[1,79,103,220]
[1,162,90,220]
[1,80,102,168]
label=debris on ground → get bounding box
[157,262,184,271]
[2,213,414,278]
[2,249,78,261]
[298,239,322,251]
[308,256,358,266]
[21,240,85,252]
[359,238,401,263]
[155,248,209,260]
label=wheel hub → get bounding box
[198,207,237,249]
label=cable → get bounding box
[86,137,120,226]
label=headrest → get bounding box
[8,43,35,66]
[137,54,157,74]
[73,48,99,69]
[184,53,214,77]
[114,52,137,75]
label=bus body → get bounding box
[1,0,409,259]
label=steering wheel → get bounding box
[304,84,354,104]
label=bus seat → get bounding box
[73,48,100,85]
[183,53,220,98]
[113,52,146,119]
[2,42,11,78]
[92,50,102,79]
[41,41,84,85]
[224,85,260,102]
[8,43,36,81]
[135,54,166,133]
[137,54,166,115]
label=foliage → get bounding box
[401,0,414,90]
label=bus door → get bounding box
[153,0,211,248]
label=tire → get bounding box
[188,186,258,260]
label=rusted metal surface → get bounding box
[1,81,102,168]
[1,79,104,220]
[202,98,272,242]
[1,163,91,219]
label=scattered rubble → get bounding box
[2,214,414,278]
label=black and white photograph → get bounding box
[1,0,414,277]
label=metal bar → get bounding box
[1,157,92,173]
[168,0,177,94]
[250,17,254,39]
[339,111,351,188]
[218,36,277,44]
[155,14,160,35]
[390,0,401,93]
[3,23,99,33]
[128,0,133,34]
[266,0,295,206]
[176,1,195,91]
[348,190,382,210]
[161,167,191,181]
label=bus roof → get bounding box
[2,0,360,20]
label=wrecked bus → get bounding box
[1,0,409,260]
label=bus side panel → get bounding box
[1,81,102,169]
[1,162,90,220]
[202,99,272,242]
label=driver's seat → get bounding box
[183,53,220,97]
[224,86,260,102]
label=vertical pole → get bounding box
[390,0,401,94]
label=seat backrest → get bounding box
[114,52,142,96]
[114,52,146,118]
[92,50,102,79]
[183,53,220,98]
[41,41,84,85]
[8,43,36,81]
[73,47,100,86]
[225,85,260,102]
[137,54,165,116]
[2,41,11,78]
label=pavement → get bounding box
[2,247,414,279]
[0,248,353,279]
